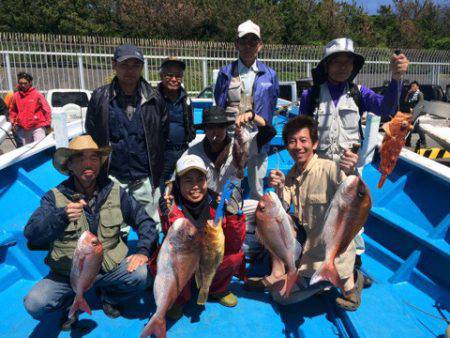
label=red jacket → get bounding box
[10,87,51,130]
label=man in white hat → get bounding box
[214,19,279,201]
[299,37,409,170]
[296,37,409,305]
[23,135,158,330]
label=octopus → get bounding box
[377,111,413,188]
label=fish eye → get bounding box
[357,190,364,197]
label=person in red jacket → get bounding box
[151,154,246,321]
[9,72,51,145]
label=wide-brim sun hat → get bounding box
[194,106,235,130]
[175,155,207,177]
[53,135,111,175]
[312,37,365,85]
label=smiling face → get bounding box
[160,63,184,92]
[325,53,354,84]
[286,127,318,169]
[67,150,101,188]
[179,169,207,203]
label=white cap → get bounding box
[176,155,207,177]
[322,38,356,59]
[238,20,261,39]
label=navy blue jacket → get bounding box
[85,78,168,188]
[214,60,279,122]
[24,177,158,257]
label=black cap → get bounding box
[113,44,144,63]
[160,57,186,71]
[195,106,235,130]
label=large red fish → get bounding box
[140,218,201,338]
[378,111,413,188]
[310,175,372,290]
[255,192,301,297]
[232,125,251,179]
[68,230,103,318]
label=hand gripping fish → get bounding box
[255,192,301,297]
[232,125,251,179]
[68,230,103,318]
[140,218,201,338]
[310,175,372,290]
[377,111,413,188]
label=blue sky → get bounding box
[350,0,449,14]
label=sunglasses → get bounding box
[163,72,183,80]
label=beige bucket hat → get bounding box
[53,135,111,175]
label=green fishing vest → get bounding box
[45,183,128,276]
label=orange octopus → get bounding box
[377,111,413,188]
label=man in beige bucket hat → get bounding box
[24,135,158,330]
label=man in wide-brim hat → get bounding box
[298,37,409,311]
[24,135,158,330]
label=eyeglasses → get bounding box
[163,72,183,80]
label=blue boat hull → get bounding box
[0,115,448,337]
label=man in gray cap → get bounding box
[86,44,168,233]
[214,19,279,200]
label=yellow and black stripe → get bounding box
[417,148,450,159]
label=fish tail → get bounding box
[284,271,298,298]
[68,294,91,318]
[140,315,166,338]
[377,174,387,188]
[310,261,342,289]
[197,288,209,305]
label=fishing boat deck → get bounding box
[0,145,449,337]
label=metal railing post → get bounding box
[144,58,149,81]
[306,62,311,78]
[202,59,208,89]
[4,52,13,92]
[77,54,86,90]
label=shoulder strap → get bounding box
[310,85,321,115]
[348,82,364,140]
[348,83,363,116]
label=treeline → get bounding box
[0,0,448,49]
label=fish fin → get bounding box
[195,270,201,290]
[284,271,298,298]
[294,240,302,262]
[197,288,208,305]
[140,315,166,338]
[68,294,91,318]
[377,175,387,188]
[310,261,342,290]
